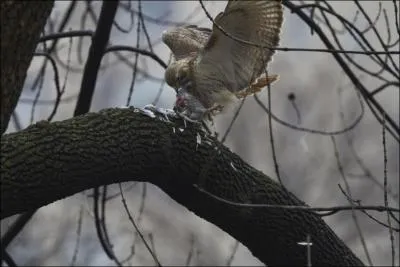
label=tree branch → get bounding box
[1,107,363,266]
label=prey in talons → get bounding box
[173,87,223,123]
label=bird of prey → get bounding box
[162,0,284,121]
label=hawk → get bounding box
[162,0,284,121]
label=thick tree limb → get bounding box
[0,1,54,134]
[1,107,363,266]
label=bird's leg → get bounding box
[175,105,205,124]
[175,101,223,124]
[207,104,224,115]
[177,112,203,124]
[198,104,224,121]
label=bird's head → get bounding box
[166,60,191,88]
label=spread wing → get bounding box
[162,25,212,61]
[196,0,283,92]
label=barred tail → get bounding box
[235,74,280,98]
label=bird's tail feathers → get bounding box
[235,74,279,98]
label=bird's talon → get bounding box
[176,111,202,124]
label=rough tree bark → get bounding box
[1,108,364,266]
[0,1,54,134]
[0,1,364,266]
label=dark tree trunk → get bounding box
[0,1,54,134]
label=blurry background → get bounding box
[2,1,399,266]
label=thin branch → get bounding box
[104,46,167,69]
[284,1,399,142]
[253,92,364,136]
[1,250,17,267]
[70,205,84,266]
[382,115,396,266]
[0,211,36,253]
[38,30,94,43]
[118,183,162,266]
[331,136,373,266]
[126,3,142,106]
